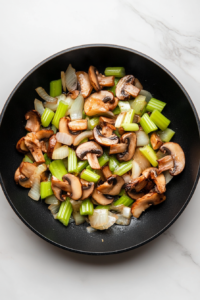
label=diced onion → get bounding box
[115,215,131,225]
[44,99,58,111]
[110,204,124,213]
[35,87,56,103]
[115,112,126,128]
[89,209,109,230]
[122,174,132,183]
[73,212,86,225]
[34,99,45,115]
[61,71,66,92]
[70,200,82,212]
[48,204,60,219]
[52,145,69,159]
[70,94,84,120]
[65,64,77,92]
[118,101,131,112]
[164,171,173,184]
[56,132,73,145]
[44,94,73,112]
[132,160,142,179]
[123,207,131,219]
[73,131,93,146]
[45,195,60,205]
[139,90,153,102]
[28,176,41,201]
[86,226,97,233]
[136,130,149,147]
[135,78,143,90]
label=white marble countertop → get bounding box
[0,0,200,299]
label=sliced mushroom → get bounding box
[154,173,166,194]
[131,192,166,218]
[47,134,62,159]
[68,120,87,131]
[24,133,45,163]
[99,116,116,127]
[127,190,145,200]
[117,132,137,161]
[109,143,128,154]
[25,110,41,132]
[14,167,26,184]
[15,162,37,188]
[144,180,155,192]
[125,175,147,193]
[19,162,37,178]
[16,137,29,153]
[157,155,174,174]
[62,174,82,200]
[76,141,103,169]
[92,189,114,205]
[142,167,158,179]
[35,129,54,140]
[51,176,71,201]
[76,71,92,98]
[59,117,80,144]
[69,90,79,99]
[96,181,113,194]
[97,175,124,196]
[160,142,185,176]
[93,125,119,146]
[88,66,101,91]
[80,179,95,200]
[116,75,140,100]
[150,132,163,150]
[102,165,112,179]
[97,74,115,87]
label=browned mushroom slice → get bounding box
[92,189,114,205]
[93,125,119,147]
[25,110,41,132]
[102,165,112,179]
[51,176,71,201]
[142,167,158,179]
[160,142,185,176]
[144,180,155,192]
[127,190,145,200]
[154,173,166,194]
[35,129,54,140]
[14,168,26,184]
[59,117,79,144]
[134,78,143,90]
[99,116,116,127]
[97,74,115,87]
[15,162,37,188]
[125,175,147,193]
[116,75,140,100]
[84,97,110,117]
[157,155,174,174]
[80,179,95,200]
[150,132,163,150]
[76,71,93,98]
[96,181,113,194]
[88,66,101,92]
[68,120,87,131]
[16,137,29,153]
[39,141,48,153]
[109,143,128,155]
[106,175,125,196]
[19,162,37,178]
[69,90,79,99]
[47,134,61,159]
[76,141,103,169]
[117,132,137,161]
[131,192,166,218]
[24,133,45,163]
[62,174,82,200]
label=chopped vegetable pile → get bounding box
[14,65,185,231]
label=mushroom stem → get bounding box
[124,84,140,98]
[87,153,101,170]
[109,144,128,154]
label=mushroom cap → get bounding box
[80,179,95,200]
[157,155,174,174]
[35,129,54,140]
[99,116,116,127]
[160,142,185,176]
[102,165,112,179]
[68,120,88,131]
[125,175,147,193]
[93,125,119,146]
[109,143,128,155]
[14,167,30,187]
[62,174,82,200]
[25,110,41,132]
[115,75,135,100]
[88,66,101,92]
[131,192,166,218]
[24,133,45,163]
[127,191,145,200]
[76,141,103,160]
[106,175,125,196]
[47,134,62,159]
[117,132,137,161]
[16,137,29,154]
[97,75,115,87]
[59,117,80,143]
[154,173,166,194]
[84,91,115,117]
[15,162,37,188]
[51,176,71,201]
[76,71,92,98]
[92,189,114,205]
[150,132,163,150]
[19,162,37,178]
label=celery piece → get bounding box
[80,199,94,216]
[150,110,170,131]
[62,158,68,169]
[123,109,135,124]
[52,101,69,129]
[113,105,121,115]
[41,108,54,127]
[109,155,120,172]
[68,148,77,173]
[119,189,126,196]
[50,79,62,97]
[114,129,121,138]
[57,199,72,226]
[76,161,89,173]
[98,151,109,167]
[130,95,147,116]
[146,98,166,113]
[81,169,100,183]
[51,124,57,134]
[139,145,158,167]
[104,67,125,78]
[82,110,87,119]
[107,78,120,96]
[23,155,33,163]
[40,182,54,199]
[140,113,158,134]
[114,195,133,207]
[44,153,51,166]
[158,128,175,142]
[118,101,131,112]
[88,117,99,130]
[114,160,133,176]
[122,123,139,131]
[95,205,111,209]
[49,159,67,181]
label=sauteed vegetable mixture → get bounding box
[14,65,185,231]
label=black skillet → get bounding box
[0,45,199,255]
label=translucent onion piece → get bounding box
[34,99,45,115]
[118,101,131,112]
[70,94,84,120]
[36,164,47,175]
[44,100,58,111]
[45,195,60,205]
[73,131,93,146]
[122,174,132,183]
[61,71,66,92]
[36,87,56,103]
[164,171,173,184]
[70,200,82,212]
[110,204,124,213]
[115,112,126,128]
[115,215,131,225]
[65,64,77,92]
[28,176,41,201]
[139,90,153,102]
[44,94,73,112]
[86,226,97,233]
[123,207,131,219]
[52,145,69,160]
[48,204,60,218]
[89,209,109,230]
[132,160,142,179]
[136,130,149,147]
[73,211,86,225]
[56,132,73,145]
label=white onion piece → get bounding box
[34,99,45,115]
[115,112,126,128]
[118,101,131,112]
[115,215,131,225]
[70,200,82,212]
[136,130,149,147]
[93,215,116,230]
[52,145,69,159]
[61,71,66,92]
[86,226,97,233]
[28,176,41,201]
[123,207,131,219]
[89,209,109,230]
[36,164,47,175]
[73,212,86,225]
[35,87,56,103]
[70,94,84,120]
[48,204,60,219]
[132,160,142,179]
[65,64,77,92]
[56,132,73,145]
[139,90,153,102]
[164,171,173,184]
[45,195,60,205]
[122,174,132,183]
[110,204,124,213]
[73,131,93,146]
[44,100,58,111]
[44,94,73,112]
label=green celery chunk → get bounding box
[68,148,77,173]
[40,182,53,199]
[123,109,135,124]
[57,199,72,226]
[109,155,120,172]
[95,205,111,209]
[146,98,166,112]
[140,113,158,134]
[88,117,99,130]
[49,160,67,181]
[81,169,100,183]
[114,160,133,176]
[50,79,62,97]
[104,67,125,78]
[150,110,170,131]
[52,101,69,129]
[139,145,158,167]
[113,105,121,115]
[122,123,139,131]
[80,199,94,216]
[130,95,147,116]
[114,194,133,207]
[76,161,89,173]
[23,155,33,163]
[44,153,51,166]
[158,128,175,142]
[41,108,54,127]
